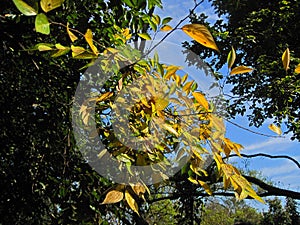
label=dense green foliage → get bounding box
[1,0,300,224]
[186,0,300,140]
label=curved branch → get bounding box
[245,175,300,199]
[225,119,284,138]
[228,153,300,169]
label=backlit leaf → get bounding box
[138,33,151,40]
[35,13,50,35]
[230,66,253,75]
[40,0,64,13]
[282,48,290,71]
[84,29,99,55]
[227,46,236,69]
[268,124,282,135]
[96,92,113,102]
[160,25,173,32]
[192,92,209,110]
[67,23,78,42]
[36,44,53,51]
[101,188,124,204]
[295,64,300,74]
[12,0,37,16]
[125,190,139,215]
[71,45,85,57]
[181,24,219,52]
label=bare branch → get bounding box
[228,153,300,169]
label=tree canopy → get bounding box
[186,0,300,140]
[1,0,300,224]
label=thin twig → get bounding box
[228,153,300,169]
[225,119,285,138]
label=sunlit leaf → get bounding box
[84,29,99,55]
[101,187,124,204]
[295,64,300,74]
[125,190,139,215]
[230,66,253,75]
[192,92,209,110]
[227,46,236,69]
[282,48,290,71]
[12,0,37,16]
[181,24,219,52]
[138,33,151,40]
[160,25,173,32]
[162,17,172,25]
[35,13,50,35]
[40,0,64,13]
[268,124,282,135]
[97,92,113,102]
[67,23,78,42]
[36,43,53,51]
[71,45,86,57]
[163,124,179,136]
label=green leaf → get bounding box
[138,33,151,40]
[40,0,64,13]
[162,17,172,25]
[227,46,236,69]
[12,0,37,16]
[35,13,50,35]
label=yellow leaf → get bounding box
[37,44,53,51]
[160,25,173,32]
[230,66,253,75]
[125,190,139,215]
[130,183,146,196]
[181,24,219,52]
[163,124,179,136]
[192,92,209,110]
[198,181,213,195]
[295,64,300,74]
[67,23,78,42]
[223,176,230,190]
[71,45,85,57]
[40,0,63,13]
[182,80,194,94]
[227,46,236,69]
[282,48,290,71]
[96,92,113,102]
[101,187,124,204]
[268,124,282,135]
[84,29,99,55]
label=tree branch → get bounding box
[228,153,300,169]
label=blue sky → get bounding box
[154,0,300,202]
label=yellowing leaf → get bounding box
[227,46,236,69]
[268,124,282,135]
[198,181,213,195]
[230,66,253,75]
[181,24,219,52]
[101,188,124,204]
[182,81,194,94]
[67,23,78,42]
[84,29,99,55]
[71,45,85,57]
[192,92,209,110]
[40,0,64,13]
[96,92,113,102]
[138,33,151,40]
[125,190,139,215]
[163,124,179,136]
[295,64,300,74]
[160,25,173,32]
[282,48,290,71]
[12,0,37,16]
[37,44,53,51]
[35,13,50,35]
